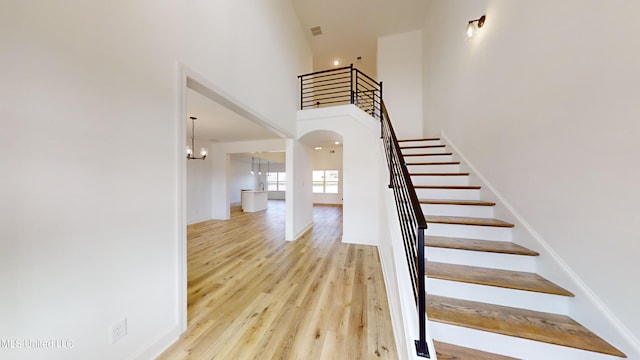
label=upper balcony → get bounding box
[298,65,383,120]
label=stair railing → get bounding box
[380,102,430,358]
[298,64,382,119]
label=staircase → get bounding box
[398,138,627,359]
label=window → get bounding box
[313,170,339,194]
[267,172,286,191]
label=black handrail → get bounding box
[380,102,430,358]
[298,64,383,119]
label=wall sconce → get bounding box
[466,15,486,40]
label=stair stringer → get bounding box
[439,130,640,359]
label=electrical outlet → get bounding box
[110,318,127,344]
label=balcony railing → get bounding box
[297,64,382,120]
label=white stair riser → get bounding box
[421,203,494,218]
[425,247,536,272]
[428,322,620,360]
[426,278,570,314]
[425,223,512,242]
[401,147,447,155]
[406,164,460,173]
[410,175,469,186]
[403,154,453,162]
[414,188,480,200]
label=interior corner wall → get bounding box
[0,1,311,359]
[377,30,424,139]
[421,0,640,349]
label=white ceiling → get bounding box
[292,0,430,76]
[186,88,280,142]
[186,1,429,149]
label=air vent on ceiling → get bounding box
[310,26,322,36]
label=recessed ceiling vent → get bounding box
[310,26,322,36]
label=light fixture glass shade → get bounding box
[466,22,476,39]
[187,116,207,160]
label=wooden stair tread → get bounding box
[400,144,446,149]
[427,295,627,357]
[406,161,460,166]
[421,199,496,206]
[433,340,518,360]
[398,137,440,142]
[426,215,515,228]
[404,152,453,157]
[410,172,470,176]
[426,262,574,296]
[425,236,539,256]
[415,185,481,190]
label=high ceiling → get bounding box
[187,1,429,150]
[292,0,430,76]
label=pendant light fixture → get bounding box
[186,116,208,160]
[258,158,262,175]
[251,157,255,175]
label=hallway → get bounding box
[158,201,398,359]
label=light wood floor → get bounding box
[158,201,398,359]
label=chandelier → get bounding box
[186,116,208,160]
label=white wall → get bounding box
[0,1,311,359]
[298,105,382,246]
[285,140,314,241]
[229,157,258,204]
[187,140,214,223]
[377,30,424,139]
[422,0,640,355]
[312,146,343,204]
[183,0,310,136]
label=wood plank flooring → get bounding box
[157,201,398,360]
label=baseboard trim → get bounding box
[187,216,213,225]
[133,325,181,360]
[290,222,313,242]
